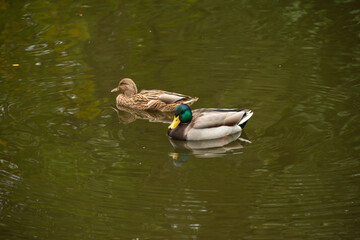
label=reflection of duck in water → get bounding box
[113,105,173,124]
[111,78,198,112]
[168,104,253,141]
[169,131,252,161]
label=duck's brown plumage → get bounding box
[111,78,198,112]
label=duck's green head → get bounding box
[168,104,193,129]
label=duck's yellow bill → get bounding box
[168,116,180,129]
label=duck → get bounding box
[168,104,253,141]
[111,78,198,112]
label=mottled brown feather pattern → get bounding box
[112,78,198,112]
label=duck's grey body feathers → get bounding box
[168,107,253,141]
[191,109,247,129]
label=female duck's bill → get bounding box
[168,104,253,141]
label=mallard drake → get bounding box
[111,78,198,112]
[168,104,253,141]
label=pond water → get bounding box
[1,0,360,239]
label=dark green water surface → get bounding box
[1,1,360,239]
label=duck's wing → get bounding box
[191,109,250,129]
[140,89,194,104]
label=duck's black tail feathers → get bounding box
[239,110,253,129]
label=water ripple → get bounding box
[25,43,53,56]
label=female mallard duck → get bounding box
[111,78,198,112]
[168,104,253,141]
